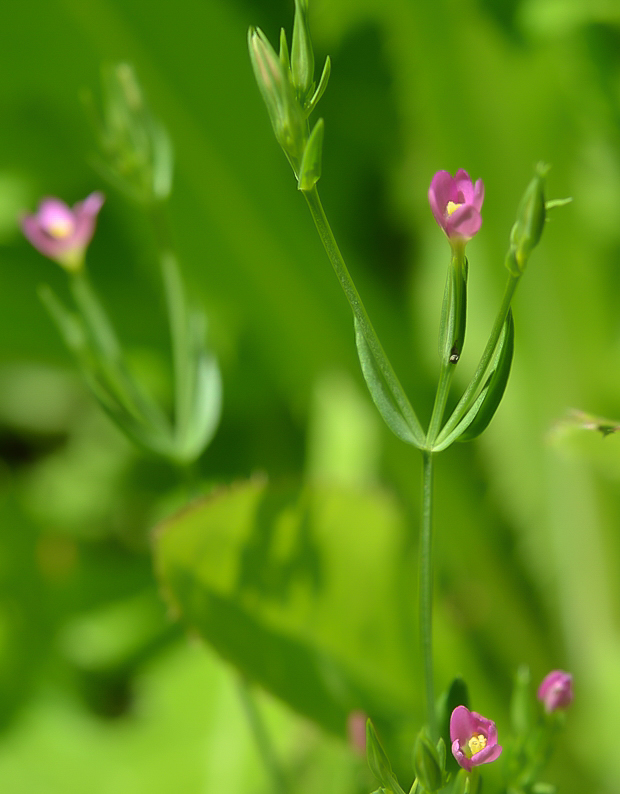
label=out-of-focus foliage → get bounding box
[1,0,619,791]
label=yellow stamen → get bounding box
[446,201,462,216]
[47,218,74,239]
[467,734,487,756]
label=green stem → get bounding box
[420,450,437,740]
[426,363,454,448]
[435,272,520,447]
[303,186,425,446]
[237,678,289,794]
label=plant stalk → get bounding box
[420,449,437,740]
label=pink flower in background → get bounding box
[22,192,105,270]
[538,670,573,713]
[347,710,367,756]
[428,169,484,244]
[450,705,503,772]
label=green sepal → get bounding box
[412,729,444,792]
[436,677,470,775]
[291,0,315,103]
[306,56,331,115]
[438,256,468,366]
[354,317,423,448]
[279,27,291,74]
[367,720,406,794]
[298,118,324,192]
[456,309,514,443]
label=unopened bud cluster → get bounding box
[248,0,330,189]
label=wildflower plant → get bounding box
[249,1,572,792]
[24,65,221,467]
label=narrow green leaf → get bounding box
[432,311,514,451]
[457,309,514,442]
[154,479,419,735]
[354,317,421,447]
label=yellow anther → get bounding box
[47,218,74,239]
[467,734,487,756]
[446,201,462,216]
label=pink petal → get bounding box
[72,191,105,249]
[450,705,475,744]
[446,204,482,239]
[429,170,454,211]
[21,214,68,259]
[451,739,472,771]
[472,743,503,766]
[472,179,485,212]
[37,198,75,235]
[454,170,474,203]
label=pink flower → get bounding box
[346,710,367,756]
[537,670,573,713]
[428,169,484,244]
[450,705,503,772]
[22,192,105,271]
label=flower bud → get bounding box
[537,670,573,714]
[413,730,444,792]
[291,0,315,103]
[91,63,173,203]
[248,27,307,172]
[506,163,548,275]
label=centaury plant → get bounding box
[248,1,572,792]
[23,64,221,468]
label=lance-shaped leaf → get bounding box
[354,317,423,448]
[432,311,514,451]
[154,478,420,735]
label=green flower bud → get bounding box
[248,27,307,172]
[506,163,548,275]
[413,730,444,792]
[291,0,315,104]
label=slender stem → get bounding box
[303,186,425,446]
[426,362,454,447]
[420,450,437,740]
[435,272,520,446]
[237,678,289,794]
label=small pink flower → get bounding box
[537,670,573,713]
[22,192,105,271]
[450,705,502,772]
[428,169,484,244]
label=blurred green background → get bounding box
[1,0,620,791]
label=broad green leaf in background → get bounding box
[155,478,420,736]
